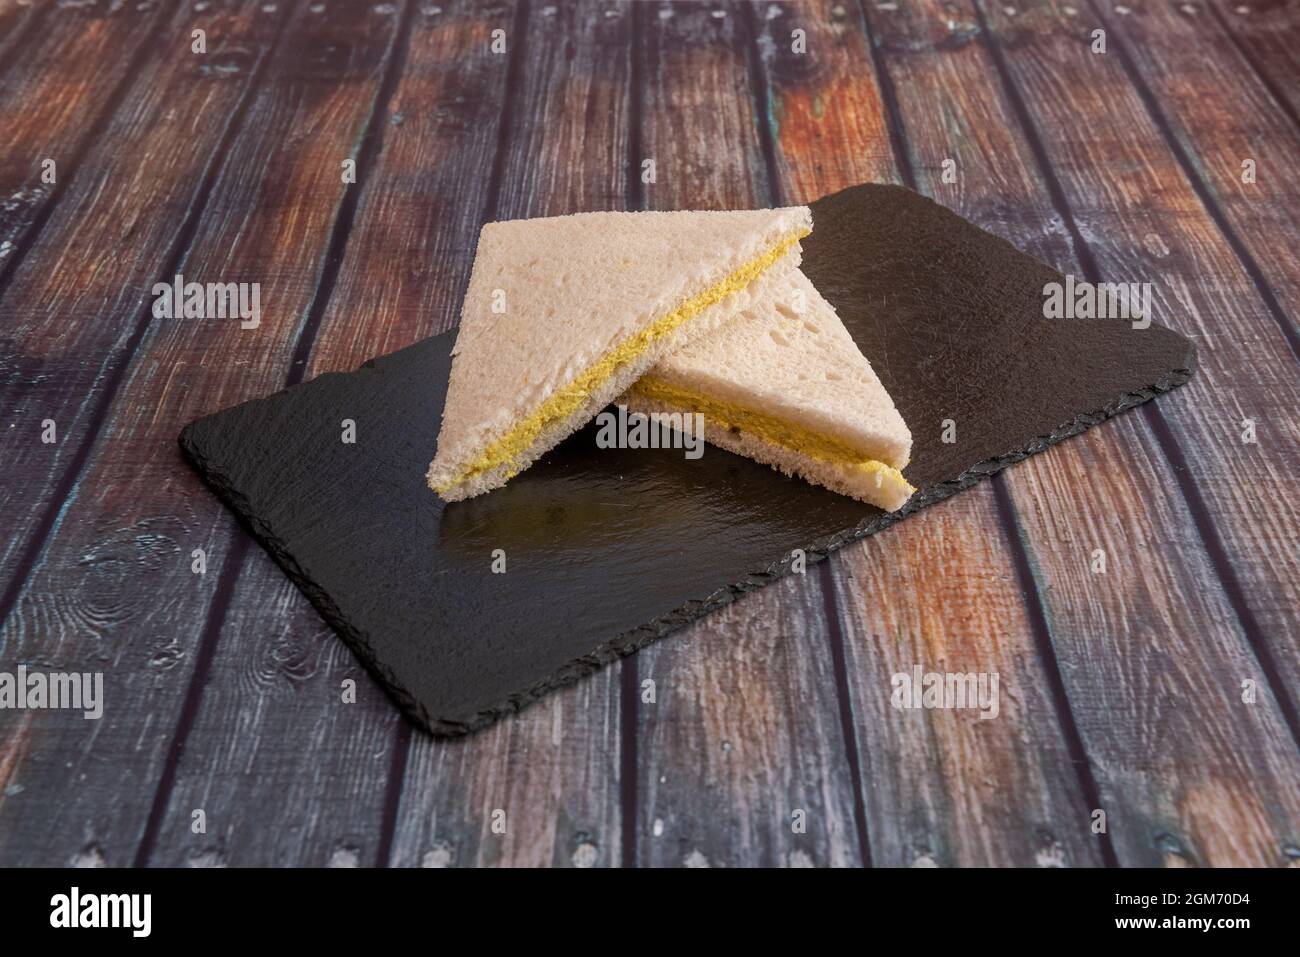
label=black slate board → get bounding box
[180,184,1195,735]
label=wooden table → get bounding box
[0,0,1296,868]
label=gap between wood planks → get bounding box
[0,1,309,866]
[843,0,1115,865]
[956,0,1126,867]
[631,0,866,867]
[858,0,1300,860]
[855,0,1299,865]
[769,0,1113,866]
[135,0,539,868]
[0,12,197,635]
[620,0,644,868]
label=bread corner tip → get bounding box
[429,481,463,503]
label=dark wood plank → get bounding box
[758,0,899,201]
[832,511,1098,867]
[965,0,1300,864]
[639,572,861,867]
[391,668,620,867]
[0,0,46,66]
[0,0,406,867]
[1209,0,1300,120]
[632,0,863,868]
[760,0,1102,867]
[0,0,169,284]
[640,0,770,211]
[0,0,285,605]
[1095,3,1300,343]
[145,570,400,868]
[388,0,631,868]
[150,0,534,869]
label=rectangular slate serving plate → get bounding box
[180,184,1195,735]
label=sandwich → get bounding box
[622,267,915,511]
[428,206,812,501]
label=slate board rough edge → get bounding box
[178,359,1194,736]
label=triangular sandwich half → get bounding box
[622,268,915,511]
[428,207,812,501]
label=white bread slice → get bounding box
[428,206,812,501]
[622,268,915,511]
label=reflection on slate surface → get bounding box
[437,415,868,558]
[180,184,1196,735]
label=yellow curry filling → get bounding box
[626,375,916,500]
[435,230,810,493]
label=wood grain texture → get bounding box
[392,664,621,867]
[0,0,169,285]
[973,2,1300,693]
[757,0,897,204]
[969,0,1300,864]
[1092,3,1300,342]
[633,0,862,868]
[0,0,405,867]
[832,509,1095,867]
[0,0,46,66]
[0,0,285,606]
[388,0,631,869]
[762,0,1102,867]
[639,0,770,210]
[638,573,860,867]
[146,564,403,868]
[1209,0,1300,119]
